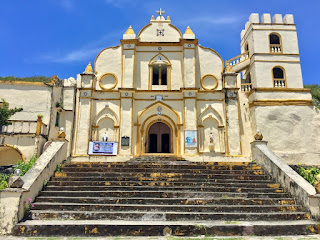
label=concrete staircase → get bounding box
[13,157,318,237]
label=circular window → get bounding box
[99,73,118,90]
[201,74,218,90]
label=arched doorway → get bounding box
[0,144,24,166]
[147,122,171,153]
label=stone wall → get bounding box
[0,140,67,235]
[251,141,320,219]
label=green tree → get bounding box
[305,84,320,108]
[0,99,23,126]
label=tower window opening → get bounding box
[241,72,252,92]
[269,33,282,53]
[245,42,249,52]
[272,67,286,88]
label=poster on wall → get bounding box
[185,130,197,148]
[88,141,118,155]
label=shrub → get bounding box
[305,84,320,109]
[14,155,38,176]
[0,173,10,190]
[0,156,38,190]
[297,165,320,186]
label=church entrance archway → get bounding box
[136,102,181,156]
[147,122,171,153]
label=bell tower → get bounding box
[240,13,303,89]
[237,13,314,161]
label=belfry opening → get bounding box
[147,122,171,153]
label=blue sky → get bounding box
[0,0,319,85]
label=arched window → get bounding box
[149,55,171,90]
[272,67,286,87]
[152,60,167,85]
[269,33,282,53]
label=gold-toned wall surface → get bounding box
[0,146,23,166]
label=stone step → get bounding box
[14,159,313,237]
[54,172,271,180]
[46,180,280,188]
[13,220,319,239]
[32,202,302,213]
[35,196,296,205]
[66,161,257,166]
[28,210,311,221]
[50,176,275,184]
[60,167,265,175]
[13,220,319,237]
[43,185,284,193]
[62,164,262,171]
[38,190,290,198]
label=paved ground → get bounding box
[2,236,320,240]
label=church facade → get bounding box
[1,11,319,164]
[72,11,319,162]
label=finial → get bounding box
[124,25,135,35]
[184,26,194,35]
[167,16,170,20]
[51,75,58,84]
[84,62,93,74]
[151,15,155,20]
[57,127,66,139]
[254,130,263,141]
[156,8,165,17]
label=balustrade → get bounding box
[241,83,252,92]
[274,79,286,88]
[270,44,282,53]
[225,51,249,67]
[1,120,48,135]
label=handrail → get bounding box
[225,51,249,67]
[1,119,48,136]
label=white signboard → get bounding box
[88,141,118,155]
[185,130,197,148]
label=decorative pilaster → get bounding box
[183,89,198,155]
[119,89,134,155]
[224,72,241,156]
[73,66,95,156]
[121,36,136,88]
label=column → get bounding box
[119,89,133,155]
[73,73,94,156]
[224,72,241,156]
[122,43,135,88]
[183,90,198,155]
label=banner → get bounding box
[185,130,197,148]
[88,141,118,155]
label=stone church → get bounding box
[1,11,319,164]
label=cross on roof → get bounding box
[156,8,165,17]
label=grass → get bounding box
[0,76,51,83]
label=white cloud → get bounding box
[179,15,240,26]
[41,30,124,63]
[43,48,102,63]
